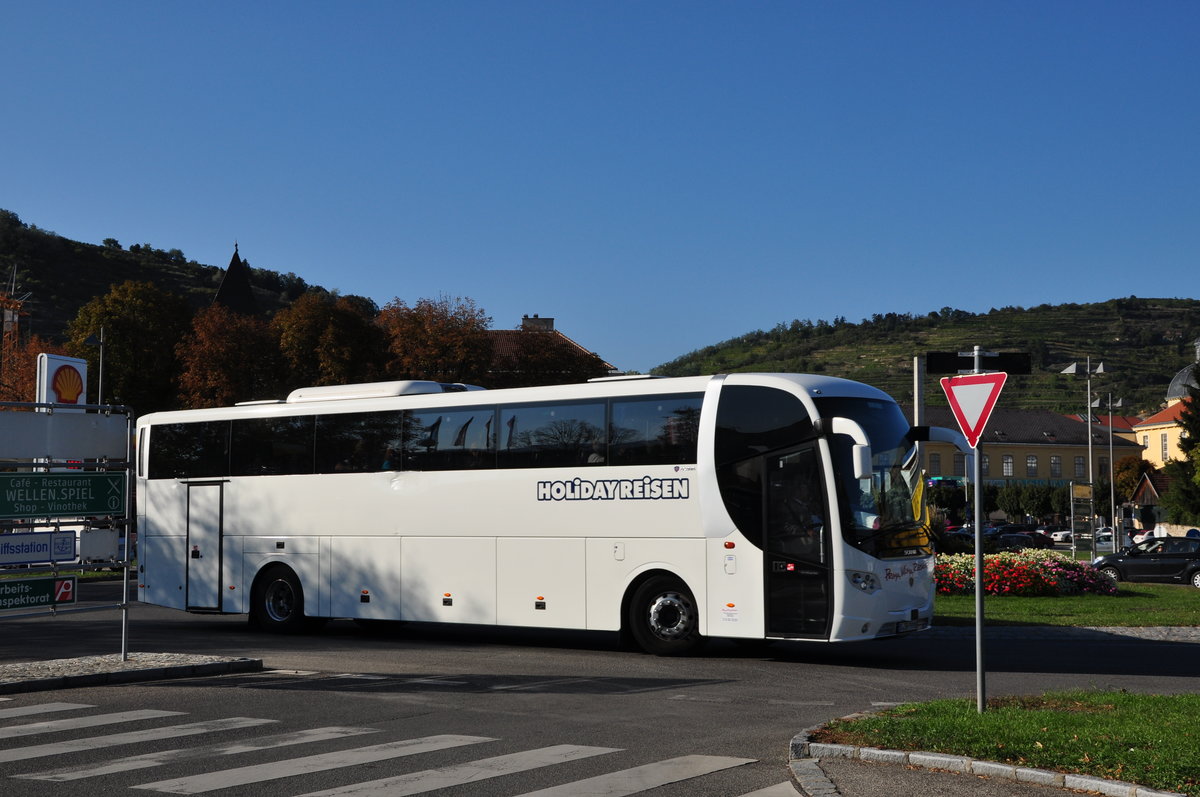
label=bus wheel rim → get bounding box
[648,593,692,640]
[265,580,296,622]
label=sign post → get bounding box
[940,346,1008,713]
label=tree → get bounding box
[1159,384,1200,524]
[1021,484,1054,521]
[272,292,388,387]
[1113,455,1154,504]
[0,333,69,402]
[927,484,967,524]
[65,280,192,414]
[377,296,493,384]
[997,483,1024,520]
[177,304,285,408]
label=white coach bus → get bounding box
[135,373,967,655]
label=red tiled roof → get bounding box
[488,329,617,372]
[1134,401,1190,429]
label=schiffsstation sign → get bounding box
[0,473,126,520]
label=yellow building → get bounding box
[1132,340,1198,468]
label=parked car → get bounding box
[995,533,1034,551]
[1093,537,1200,588]
[1095,527,1114,544]
[1041,526,1072,543]
[1025,530,1055,549]
[1132,528,1158,544]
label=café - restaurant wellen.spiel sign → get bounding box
[0,472,127,520]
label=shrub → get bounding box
[935,550,1117,597]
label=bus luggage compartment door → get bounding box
[186,482,224,611]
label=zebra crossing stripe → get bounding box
[295,744,621,797]
[0,717,277,764]
[131,734,495,794]
[512,754,756,796]
[0,702,95,720]
[0,709,183,740]
[19,726,381,781]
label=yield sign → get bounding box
[940,372,1007,448]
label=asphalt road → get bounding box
[1,581,1197,796]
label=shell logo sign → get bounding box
[52,365,85,403]
[35,354,88,409]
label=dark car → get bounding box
[1093,537,1200,588]
[995,533,1033,551]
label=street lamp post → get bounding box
[1105,393,1123,548]
[1061,358,1106,558]
[84,326,105,405]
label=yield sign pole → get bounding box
[940,347,1007,713]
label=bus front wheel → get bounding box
[628,575,702,656]
[250,566,309,633]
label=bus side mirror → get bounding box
[852,445,871,481]
[911,425,972,455]
[817,417,873,480]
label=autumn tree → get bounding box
[65,280,192,413]
[272,291,388,387]
[377,296,493,384]
[0,333,69,402]
[177,304,285,408]
[1113,455,1154,504]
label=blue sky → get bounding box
[4,2,1197,373]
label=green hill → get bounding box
[4,207,1197,416]
[653,300,1200,416]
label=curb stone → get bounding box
[788,724,1187,797]
[0,653,263,694]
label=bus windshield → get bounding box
[814,397,930,558]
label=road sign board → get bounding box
[940,372,1007,448]
[0,530,77,566]
[0,472,127,519]
[926,351,1031,375]
[0,576,77,612]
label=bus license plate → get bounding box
[896,619,927,633]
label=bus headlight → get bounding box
[847,571,880,593]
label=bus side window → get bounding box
[609,394,702,466]
[315,411,403,473]
[231,416,315,477]
[498,402,604,469]
[404,408,496,471]
[148,421,230,479]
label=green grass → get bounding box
[935,583,1200,627]
[814,691,1200,796]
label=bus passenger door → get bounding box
[186,482,224,611]
[763,446,830,638]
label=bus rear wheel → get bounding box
[250,566,310,633]
[628,576,702,656]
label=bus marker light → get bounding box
[726,603,735,608]
[724,541,735,549]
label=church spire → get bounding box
[212,244,259,316]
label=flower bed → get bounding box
[935,550,1118,596]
